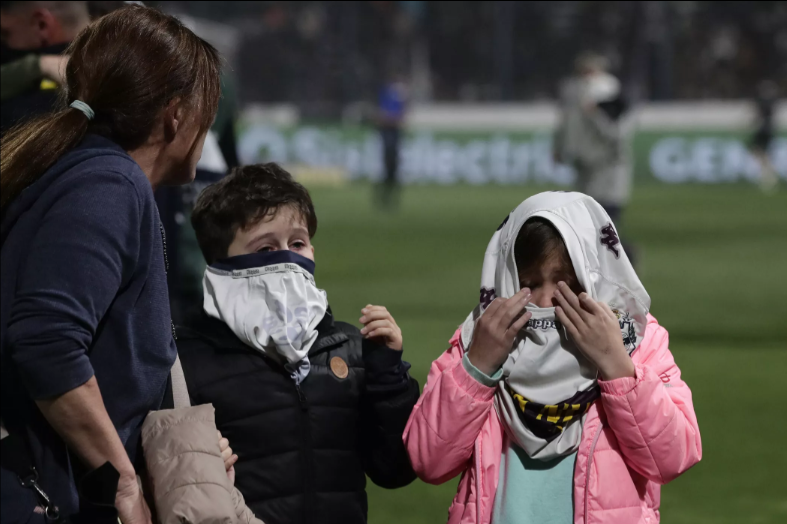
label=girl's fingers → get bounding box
[553,288,585,328]
[512,287,531,301]
[221,446,233,460]
[489,288,530,332]
[360,319,392,335]
[500,288,531,324]
[507,311,532,336]
[484,297,505,317]
[219,437,229,451]
[578,292,603,315]
[555,306,580,340]
[557,283,591,321]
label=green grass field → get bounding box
[304,182,787,524]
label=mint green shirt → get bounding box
[462,354,575,524]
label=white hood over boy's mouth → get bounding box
[203,250,328,385]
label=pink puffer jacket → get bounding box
[403,314,701,524]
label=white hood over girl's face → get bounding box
[461,191,650,460]
[202,250,328,384]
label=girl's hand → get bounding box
[360,305,403,351]
[467,288,532,376]
[553,281,635,380]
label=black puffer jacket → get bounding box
[177,308,419,524]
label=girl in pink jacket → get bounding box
[404,192,701,524]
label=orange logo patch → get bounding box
[330,356,349,379]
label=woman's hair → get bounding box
[514,217,572,278]
[0,5,221,212]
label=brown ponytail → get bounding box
[0,5,221,213]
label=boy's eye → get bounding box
[291,241,306,249]
[257,246,274,253]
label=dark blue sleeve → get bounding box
[360,338,419,488]
[363,340,411,393]
[7,170,141,399]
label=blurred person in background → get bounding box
[1,52,67,101]
[0,1,92,133]
[0,5,220,522]
[87,0,135,19]
[749,80,779,193]
[0,3,131,105]
[553,52,635,260]
[376,74,408,210]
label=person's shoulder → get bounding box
[49,137,152,212]
[175,324,223,381]
[177,311,245,356]
[177,320,227,353]
[176,326,217,353]
[59,135,144,186]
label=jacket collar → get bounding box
[311,309,349,352]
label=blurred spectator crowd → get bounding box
[156,1,786,113]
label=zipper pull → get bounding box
[295,384,309,410]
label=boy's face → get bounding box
[519,256,582,308]
[227,204,314,261]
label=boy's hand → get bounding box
[218,431,238,484]
[553,281,635,381]
[360,305,402,351]
[467,288,532,376]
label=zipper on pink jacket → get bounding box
[584,422,603,524]
[475,429,483,523]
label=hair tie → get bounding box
[70,100,95,121]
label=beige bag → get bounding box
[141,356,263,524]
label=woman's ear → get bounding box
[162,98,183,142]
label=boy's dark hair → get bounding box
[192,163,318,264]
[514,217,572,278]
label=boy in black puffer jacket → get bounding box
[177,163,419,524]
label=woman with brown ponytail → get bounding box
[0,5,220,523]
